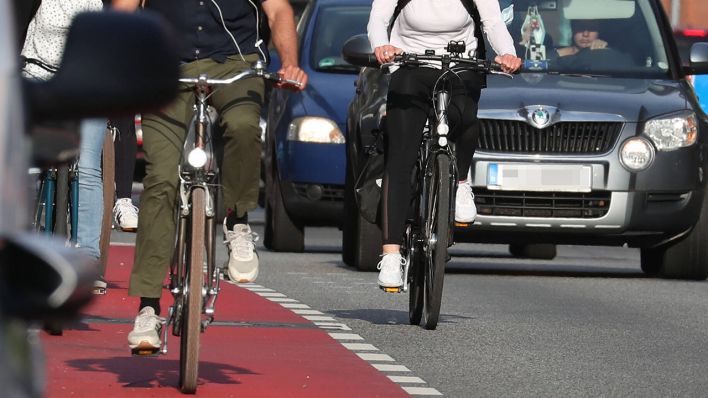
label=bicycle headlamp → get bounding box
[187,147,208,168]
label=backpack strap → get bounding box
[388,0,486,60]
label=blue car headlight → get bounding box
[287,117,345,144]
[643,110,698,151]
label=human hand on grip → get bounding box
[494,54,522,73]
[276,64,308,91]
[374,44,403,65]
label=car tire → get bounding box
[639,191,708,280]
[263,166,304,253]
[509,243,557,260]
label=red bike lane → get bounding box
[43,245,410,397]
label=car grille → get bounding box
[293,183,344,202]
[478,121,622,154]
[475,189,611,218]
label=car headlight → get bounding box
[619,137,654,171]
[643,111,697,151]
[287,117,345,144]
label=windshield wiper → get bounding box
[547,71,611,78]
[316,65,358,72]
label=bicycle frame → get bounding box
[33,162,79,243]
[164,74,221,350]
[403,84,458,292]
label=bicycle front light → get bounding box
[187,147,208,168]
[643,111,697,151]
[287,117,345,144]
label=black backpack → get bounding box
[388,0,487,60]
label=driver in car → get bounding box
[555,19,608,57]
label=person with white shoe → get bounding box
[114,0,308,352]
[367,0,521,289]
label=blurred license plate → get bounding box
[487,163,592,192]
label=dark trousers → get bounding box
[382,66,482,245]
[129,54,264,298]
[112,116,137,199]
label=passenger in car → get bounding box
[555,19,608,57]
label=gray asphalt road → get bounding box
[114,208,708,397]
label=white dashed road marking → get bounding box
[240,283,444,396]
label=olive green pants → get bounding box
[129,54,264,298]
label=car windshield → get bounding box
[490,0,672,78]
[310,5,371,73]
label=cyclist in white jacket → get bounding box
[367,0,521,289]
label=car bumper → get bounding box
[456,143,705,248]
[279,180,344,226]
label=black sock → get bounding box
[226,206,248,229]
[139,297,161,316]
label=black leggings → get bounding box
[382,67,482,245]
[111,116,137,199]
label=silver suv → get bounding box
[342,0,708,279]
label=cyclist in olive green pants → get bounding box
[129,53,265,299]
[114,0,308,353]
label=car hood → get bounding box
[298,72,358,127]
[480,74,690,122]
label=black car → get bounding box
[343,0,708,279]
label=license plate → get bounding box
[487,163,592,192]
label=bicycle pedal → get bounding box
[131,345,161,357]
[454,222,471,228]
[380,286,403,294]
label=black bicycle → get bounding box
[382,44,512,330]
[142,60,298,393]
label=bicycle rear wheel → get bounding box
[422,154,451,330]
[407,227,424,325]
[179,187,205,393]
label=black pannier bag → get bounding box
[354,129,385,224]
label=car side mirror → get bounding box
[685,42,708,75]
[342,34,379,68]
[24,11,180,122]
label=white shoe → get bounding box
[113,198,139,232]
[127,307,162,352]
[455,181,477,223]
[377,253,405,288]
[223,221,259,283]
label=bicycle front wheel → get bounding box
[423,154,451,330]
[180,187,205,393]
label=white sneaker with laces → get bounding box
[223,221,259,283]
[377,253,406,288]
[455,181,477,223]
[127,307,162,352]
[113,198,139,232]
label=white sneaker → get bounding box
[455,181,477,223]
[127,307,162,353]
[113,198,139,232]
[377,253,406,288]
[223,221,259,283]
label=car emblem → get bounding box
[530,107,551,128]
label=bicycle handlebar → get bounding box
[385,53,516,78]
[179,64,302,88]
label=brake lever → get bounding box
[489,70,514,79]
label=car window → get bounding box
[310,5,371,73]
[491,0,671,78]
